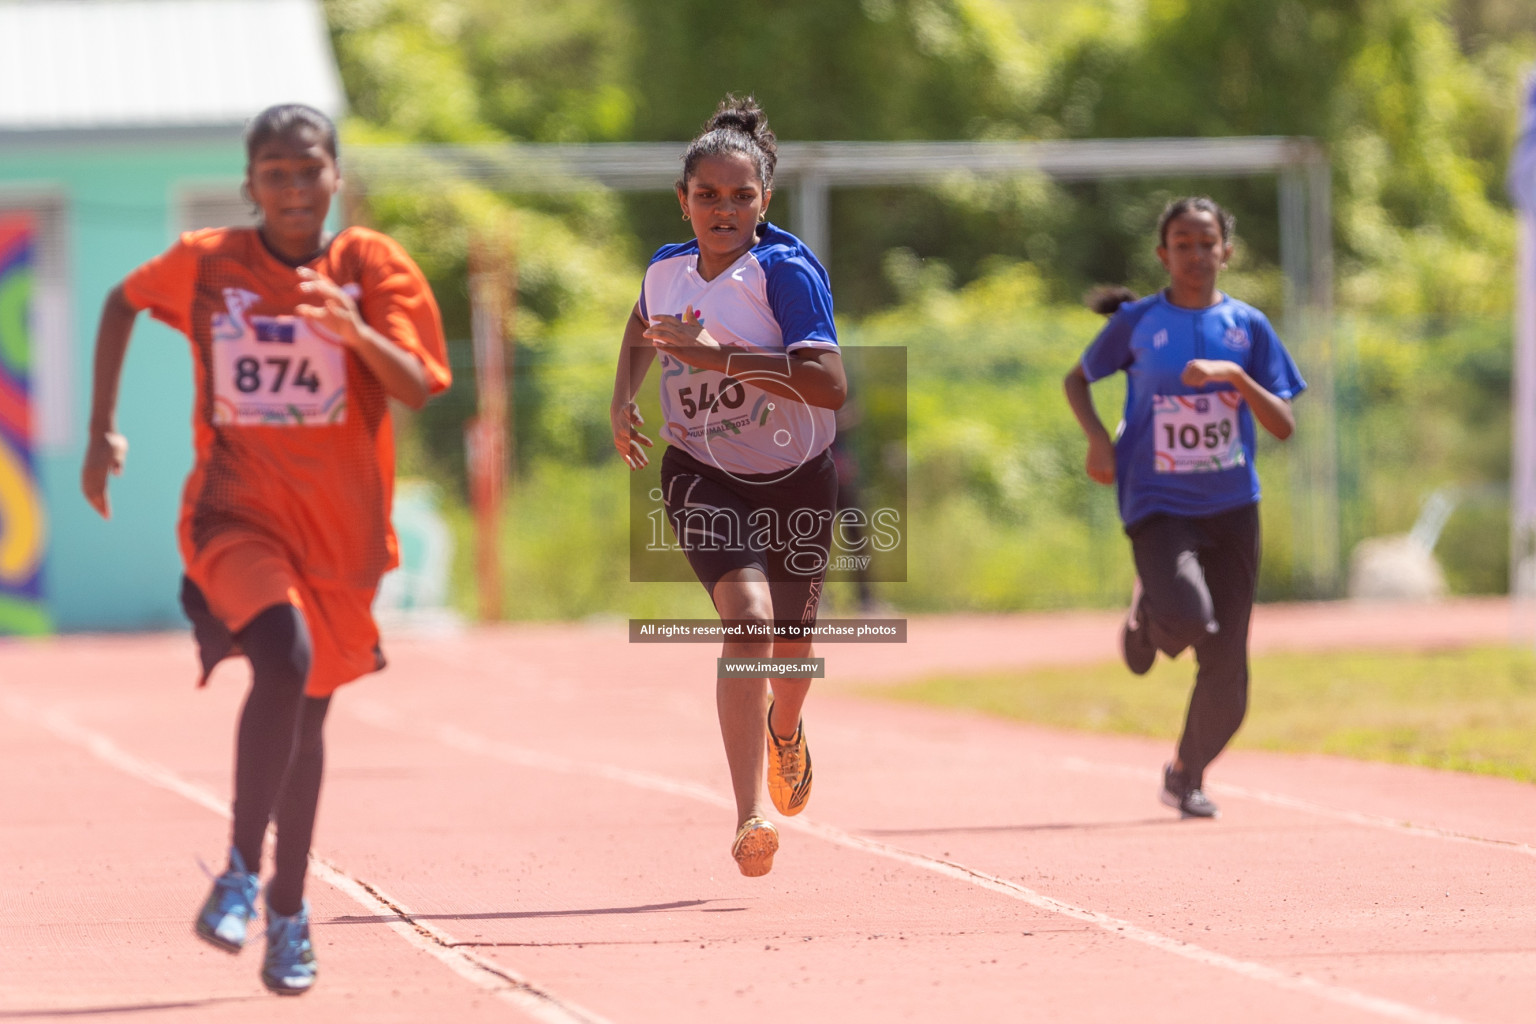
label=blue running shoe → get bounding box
[194,849,260,954]
[261,901,318,996]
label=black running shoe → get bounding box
[1160,762,1219,819]
[1121,580,1155,675]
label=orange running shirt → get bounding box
[123,226,450,640]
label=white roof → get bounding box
[0,0,345,132]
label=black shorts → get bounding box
[660,444,838,628]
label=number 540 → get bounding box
[678,378,745,418]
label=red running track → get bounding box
[0,597,1530,1023]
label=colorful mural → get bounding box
[0,214,49,634]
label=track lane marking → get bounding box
[345,697,1470,1024]
[0,693,613,1024]
[1062,756,1536,858]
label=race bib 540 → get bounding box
[210,310,347,426]
[1152,393,1244,473]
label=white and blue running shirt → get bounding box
[1079,291,1306,527]
[639,223,839,476]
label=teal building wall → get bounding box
[0,133,244,630]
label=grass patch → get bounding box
[872,646,1536,783]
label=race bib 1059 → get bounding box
[1152,393,1244,473]
[210,313,347,426]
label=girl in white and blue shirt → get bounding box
[610,95,846,877]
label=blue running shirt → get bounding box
[640,224,838,476]
[1079,291,1306,527]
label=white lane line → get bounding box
[1062,756,1536,859]
[345,697,1469,1024]
[0,693,613,1024]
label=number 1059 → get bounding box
[1162,420,1232,450]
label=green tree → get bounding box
[1036,0,1532,315]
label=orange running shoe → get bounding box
[766,703,813,816]
[731,816,780,877]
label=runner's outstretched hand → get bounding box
[81,429,128,519]
[1085,432,1115,485]
[294,267,432,409]
[294,267,364,347]
[611,400,653,470]
[645,307,726,371]
[1180,359,1240,388]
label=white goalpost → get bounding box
[1510,72,1536,630]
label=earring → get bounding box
[758,211,767,222]
[681,211,690,221]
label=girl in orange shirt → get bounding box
[80,104,451,995]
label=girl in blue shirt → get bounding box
[1064,197,1305,818]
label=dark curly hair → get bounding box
[676,94,777,193]
[244,103,338,163]
[1157,196,1234,247]
[1084,285,1140,316]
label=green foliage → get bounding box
[1333,313,1512,592]
[325,0,655,479]
[326,0,637,142]
[625,1,1042,142]
[428,266,1511,618]
[327,0,1536,316]
[317,0,1528,618]
[1033,0,1532,315]
[444,459,717,620]
[860,262,1327,608]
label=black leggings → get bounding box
[229,604,330,917]
[1127,503,1260,789]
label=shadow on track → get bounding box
[328,897,743,925]
[0,996,267,1018]
[858,817,1178,836]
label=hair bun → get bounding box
[677,94,778,193]
[708,97,771,144]
[1085,285,1139,316]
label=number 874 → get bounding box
[234,356,322,395]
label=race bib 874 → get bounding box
[1152,393,1244,473]
[210,312,348,426]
